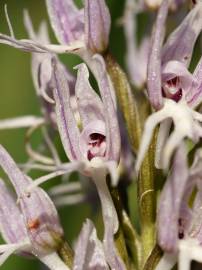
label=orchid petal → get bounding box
[135,106,169,172]
[147,0,169,110]
[0,33,47,52]
[4,5,15,39]
[84,0,111,53]
[157,143,188,252]
[73,219,109,270]
[178,239,202,270]
[89,159,125,269]
[0,145,64,255]
[0,179,28,244]
[193,56,202,84]
[52,58,82,161]
[28,161,84,190]
[162,2,202,66]
[0,249,18,266]
[24,13,76,127]
[162,60,198,93]
[155,253,177,270]
[46,0,84,45]
[0,32,84,54]
[40,252,71,270]
[123,0,149,88]
[90,159,119,235]
[79,120,106,160]
[0,116,44,130]
[188,171,202,242]
[106,161,119,187]
[49,182,82,196]
[53,194,85,207]
[0,241,31,266]
[155,118,172,169]
[93,55,121,162]
[187,57,202,108]
[74,63,105,127]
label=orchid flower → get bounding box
[0,0,110,57]
[73,219,126,270]
[123,0,150,89]
[24,11,76,126]
[156,146,202,270]
[0,146,70,270]
[136,1,202,171]
[73,219,109,270]
[48,54,124,269]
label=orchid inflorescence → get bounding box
[0,0,201,269]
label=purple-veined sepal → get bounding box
[84,0,111,53]
[0,145,64,256]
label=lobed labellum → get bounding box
[162,76,183,102]
[87,133,106,161]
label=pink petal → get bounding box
[162,3,202,66]
[162,60,198,93]
[147,0,169,110]
[93,55,121,162]
[157,143,188,252]
[187,57,202,108]
[0,179,28,244]
[52,58,82,161]
[0,145,64,255]
[84,0,111,53]
[75,63,104,127]
[79,120,106,160]
[73,219,109,270]
[45,0,84,44]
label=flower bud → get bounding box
[0,145,64,255]
[85,0,111,53]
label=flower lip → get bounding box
[79,120,107,161]
[162,76,183,102]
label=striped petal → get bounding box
[157,143,188,252]
[52,58,82,161]
[84,0,111,53]
[46,0,84,44]
[93,55,121,162]
[74,63,104,127]
[0,179,28,244]
[0,145,64,255]
[147,0,169,110]
[73,219,109,270]
[162,2,202,66]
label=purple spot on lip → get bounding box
[87,133,106,161]
[162,76,183,102]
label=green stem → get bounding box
[138,132,157,264]
[122,210,142,270]
[104,52,142,154]
[110,186,134,269]
[143,245,163,270]
[105,52,157,266]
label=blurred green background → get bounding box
[1,1,200,270]
[0,1,128,269]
